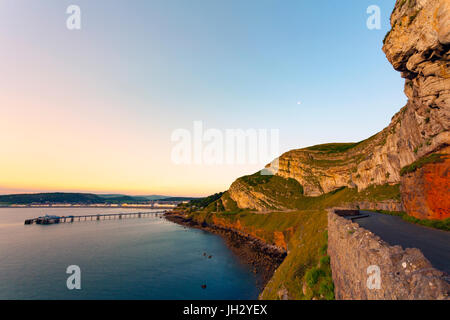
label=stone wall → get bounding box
[328,209,449,300]
[331,201,404,212]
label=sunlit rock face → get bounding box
[401,148,450,220]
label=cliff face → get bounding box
[384,0,450,160]
[226,0,449,219]
[383,0,450,219]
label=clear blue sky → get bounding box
[0,1,406,196]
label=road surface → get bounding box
[355,211,450,274]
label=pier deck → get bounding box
[24,211,166,225]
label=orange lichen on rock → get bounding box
[423,158,450,219]
[211,216,266,242]
[211,216,290,251]
[273,231,287,251]
[401,152,450,220]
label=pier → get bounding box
[24,211,166,225]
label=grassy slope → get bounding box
[185,173,402,300]
[258,210,333,300]
[400,153,449,176]
[304,142,360,153]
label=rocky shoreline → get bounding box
[164,213,286,290]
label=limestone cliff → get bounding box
[383,0,450,219]
[226,0,449,219]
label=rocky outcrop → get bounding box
[226,173,304,212]
[228,178,289,211]
[401,148,450,219]
[328,210,450,300]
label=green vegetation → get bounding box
[284,183,400,210]
[305,143,359,154]
[178,192,224,211]
[301,238,334,300]
[160,196,199,202]
[376,210,450,232]
[210,191,241,213]
[400,153,448,176]
[228,173,305,211]
[305,268,325,287]
[240,172,275,187]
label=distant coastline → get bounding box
[0,204,176,209]
[0,192,198,209]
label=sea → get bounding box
[0,208,260,299]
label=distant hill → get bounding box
[96,194,170,201]
[95,194,128,199]
[0,193,198,205]
[135,195,172,201]
[0,193,105,205]
[159,196,200,202]
[95,195,199,202]
[179,193,224,209]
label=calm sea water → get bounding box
[0,208,260,300]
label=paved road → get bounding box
[355,211,450,274]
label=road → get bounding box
[355,211,450,274]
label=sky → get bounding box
[0,0,406,197]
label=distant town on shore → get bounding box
[0,192,198,209]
